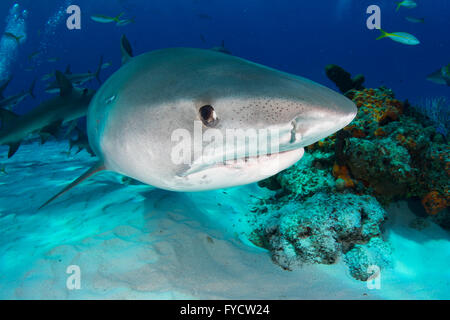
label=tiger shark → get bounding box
[0,72,95,158]
[41,35,357,208]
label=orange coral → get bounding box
[351,128,366,138]
[333,163,355,188]
[374,128,386,137]
[421,191,447,215]
[379,107,400,125]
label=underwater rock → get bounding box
[344,237,392,281]
[325,64,365,94]
[258,152,335,200]
[344,137,417,199]
[248,193,388,279]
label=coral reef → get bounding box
[304,87,449,223]
[247,193,390,278]
[254,83,449,280]
[344,237,392,281]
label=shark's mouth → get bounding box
[180,147,304,178]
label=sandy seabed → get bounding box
[0,141,448,300]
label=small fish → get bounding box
[197,13,212,20]
[4,32,24,44]
[0,165,7,175]
[47,57,60,63]
[405,16,424,23]
[376,29,420,46]
[426,64,450,86]
[101,62,112,69]
[91,13,125,24]
[396,0,417,12]
[28,51,40,60]
[41,73,55,81]
[116,18,134,26]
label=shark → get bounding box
[210,40,232,55]
[426,64,450,86]
[0,77,36,110]
[45,57,104,94]
[41,35,357,208]
[0,72,95,158]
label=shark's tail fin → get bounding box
[39,161,106,210]
[29,78,36,99]
[0,108,21,158]
[95,56,104,84]
[120,35,133,65]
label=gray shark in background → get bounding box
[41,35,357,208]
[210,40,232,55]
[0,77,36,110]
[44,57,104,94]
[426,64,450,86]
[0,72,95,158]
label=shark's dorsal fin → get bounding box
[120,35,133,65]
[39,162,105,209]
[55,71,73,97]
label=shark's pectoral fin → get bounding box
[39,162,106,210]
[8,142,20,158]
[0,108,21,158]
[40,120,63,140]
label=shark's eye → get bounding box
[199,105,219,127]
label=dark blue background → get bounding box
[1,0,449,114]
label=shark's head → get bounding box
[88,48,356,191]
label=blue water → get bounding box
[1,0,449,115]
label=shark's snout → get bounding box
[286,98,357,148]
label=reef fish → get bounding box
[396,0,417,12]
[3,32,24,44]
[405,17,424,24]
[91,13,131,26]
[41,36,357,208]
[376,29,420,45]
